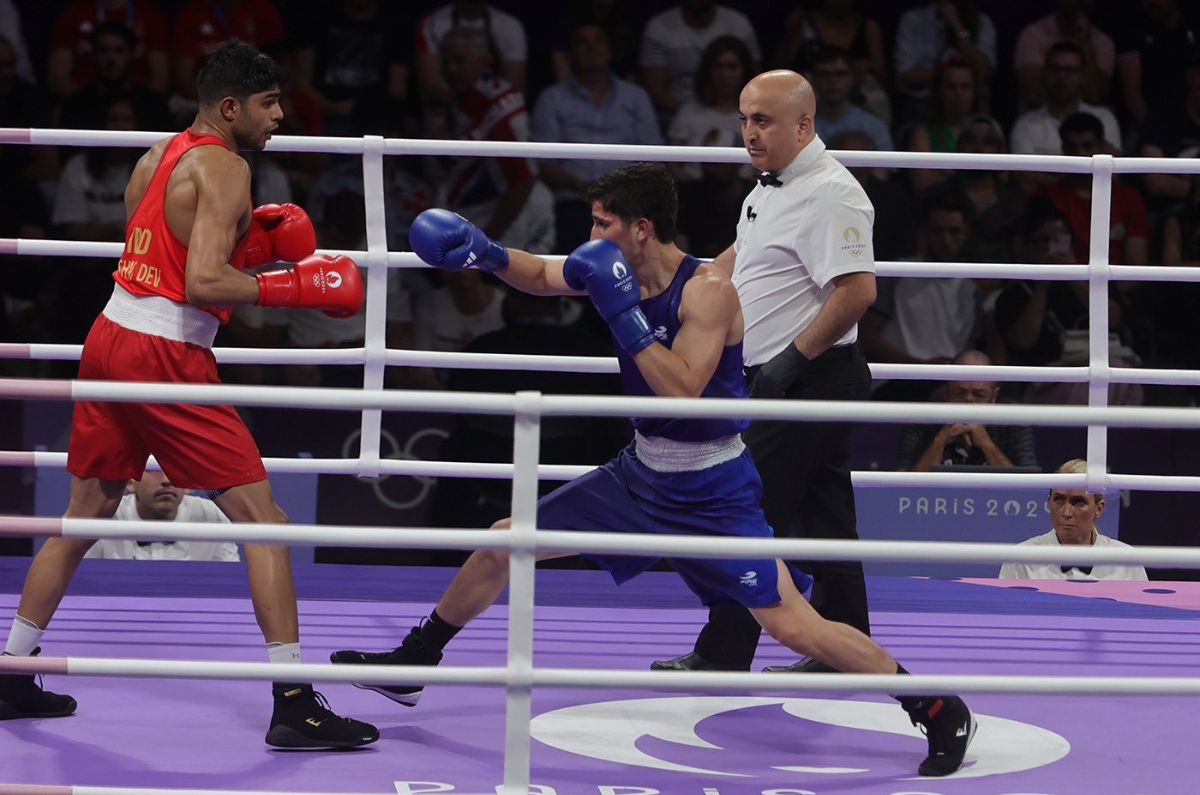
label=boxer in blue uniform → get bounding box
[331,164,976,777]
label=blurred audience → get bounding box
[896,349,1037,472]
[434,26,553,254]
[904,57,981,194]
[1014,0,1113,108]
[861,194,982,401]
[893,0,995,123]
[47,0,169,98]
[812,46,892,152]
[774,0,888,123]
[551,0,639,84]
[60,21,169,132]
[638,0,761,121]
[415,1,527,106]
[1046,113,1148,267]
[293,0,412,135]
[532,22,660,252]
[1117,0,1198,129]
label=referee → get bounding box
[653,69,877,673]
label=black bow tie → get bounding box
[1061,565,1093,576]
[137,540,177,547]
[758,171,782,187]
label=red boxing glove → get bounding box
[255,254,364,319]
[236,203,317,270]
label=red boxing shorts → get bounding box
[67,312,267,490]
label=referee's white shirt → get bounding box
[84,494,239,562]
[733,134,876,367]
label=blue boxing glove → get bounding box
[563,239,656,355]
[409,209,509,272]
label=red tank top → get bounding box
[114,129,244,323]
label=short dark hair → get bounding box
[1045,41,1084,65]
[93,20,135,50]
[1060,111,1104,142]
[585,163,678,242]
[196,40,281,105]
[813,46,854,70]
[694,35,753,106]
[921,191,975,227]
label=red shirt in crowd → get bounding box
[1044,179,1148,265]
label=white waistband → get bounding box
[102,284,219,348]
[634,431,745,473]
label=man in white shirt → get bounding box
[654,68,878,676]
[85,470,239,562]
[1010,42,1121,157]
[1000,459,1147,581]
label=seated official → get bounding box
[85,471,238,562]
[896,350,1037,472]
[999,459,1146,581]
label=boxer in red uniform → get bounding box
[0,40,376,749]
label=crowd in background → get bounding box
[2,0,1199,461]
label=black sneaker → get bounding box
[762,656,838,674]
[903,695,976,776]
[329,626,441,706]
[265,684,379,749]
[649,652,748,672]
[0,648,77,720]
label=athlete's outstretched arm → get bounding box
[409,208,582,297]
[184,151,260,306]
[634,267,741,398]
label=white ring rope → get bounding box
[5,127,1200,794]
[0,655,1191,697]
[0,517,1193,569]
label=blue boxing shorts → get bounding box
[536,441,813,608]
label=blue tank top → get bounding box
[612,255,749,442]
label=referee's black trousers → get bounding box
[693,341,873,668]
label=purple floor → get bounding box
[2,562,1199,794]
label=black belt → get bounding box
[744,343,855,380]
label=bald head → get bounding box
[739,70,816,173]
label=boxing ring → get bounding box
[2,129,1200,794]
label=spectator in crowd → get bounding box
[49,94,141,345]
[85,471,239,562]
[861,194,982,401]
[926,114,1027,264]
[773,0,888,122]
[1000,459,1146,581]
[60,22,170,133]
[1046,113,1147,267]
[551,0,640,83]
[293,0,412,135]
[668,36,756,258]
[896,349,1037,472]
[991,199,1142,405]
[812,47,893,152]
[1146,174,1200,402]
[532,22,661,251]
[412,270,505,389]
[1,32,57,206]
[1014,0,1113,108]
[638,0,761,120]
[47,0,169,98]
[435,26,554,255]
[415,1,527,106]
[1117,0,1199,128]
[1010,42,1121,158]
[893,0,995,123]
[0,0,35,84]
[827,130,917,263]
[1137,51,1200,216]
[169,0,285,102]
[904,58,980,194]
[278,190,415,390]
